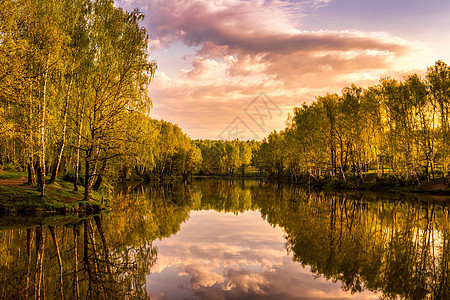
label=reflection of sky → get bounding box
[146,210,379,299]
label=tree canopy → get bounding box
[254,61,450,187]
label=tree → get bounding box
[426,61,450,181]
[79,2,156,200]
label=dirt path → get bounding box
[428,183,448,191]
[0,176,27,187]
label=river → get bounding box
[0,179,448,299]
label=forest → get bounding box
[2,0,450,205]
[1,1,448,299]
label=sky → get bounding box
[115,0,450,140]
[146,210,380,299]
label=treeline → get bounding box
[194,139,259,175]
[114,135,261,180]
[256,61,450,187]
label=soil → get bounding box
[0,177,28,187]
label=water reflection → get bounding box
[255,187,450,299]
[0,180,449,299]
[0,216,156,299]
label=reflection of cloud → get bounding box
[146,211,380,299]
[116,0,427,139]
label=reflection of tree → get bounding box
[77,216,157,299]
[195,179,257,213]
[178,178,448,299]
[112,182,196,240]
[48,225,63,299]
[254,186,450,299]
[35,226,44,299]
[0,182,199,299]
[0,217,158,299]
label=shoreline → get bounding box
[1,171,449,216]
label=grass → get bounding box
[0,171,108,215]
[0,170,26,180]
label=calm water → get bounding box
[0,180,449,299]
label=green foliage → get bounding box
[0,171,26,180]
[256,61,450,187]
[0,0,160,199]
[1,163,24,172]
[2,0,449,200]
[0,176,104,214]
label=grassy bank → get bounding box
[0,171,108,215]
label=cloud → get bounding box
[133,0,409,59]
[116,0,425,139]
[146,210,380,300]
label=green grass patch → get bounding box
[0,171,109,215]
[0,171,27,180]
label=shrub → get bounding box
[62,171,85,186]
[2,162,23,172]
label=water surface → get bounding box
[0,180,448,299]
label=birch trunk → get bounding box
[74,96,85,191]
[50,74,73,184]
[27,80,36,184]
[39,52,50,196]
[83,147,100,201]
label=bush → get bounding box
[2,162,23,172]
[62,171,85,186]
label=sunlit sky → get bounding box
[115,0,450,140]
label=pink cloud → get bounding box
[132,0,408,58]
[116,0,425,139]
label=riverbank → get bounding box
[287,173,450,197]
[0,171,107,215]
